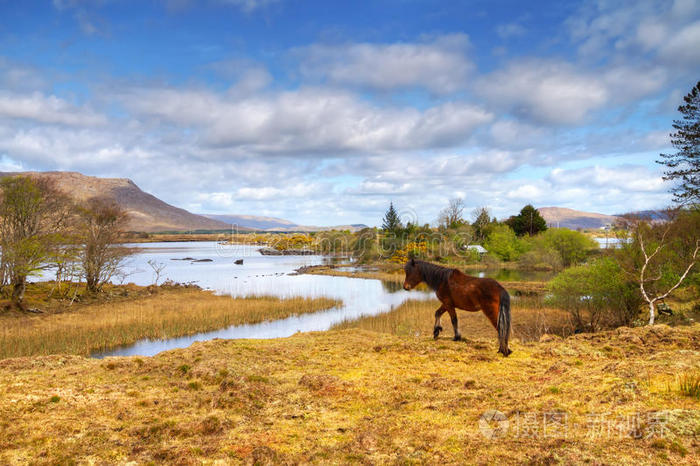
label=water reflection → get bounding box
[93,242,433,358]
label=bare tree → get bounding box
[438,198,466,229]
[147,259,166,286]
[0,176,72,308]
[618,209,700,324]
[78,198,132,293]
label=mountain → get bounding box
[538,207,620,230]
[203,214,297,230]
[204,214,368,232]
[0,171,235,233]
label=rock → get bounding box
[192,258,213,262]
[258,247,282,256]
[234,259,243,265]
[258,247,315,256]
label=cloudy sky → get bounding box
[0,0,698,226]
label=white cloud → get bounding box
[568,0,700,67]
[496,23,527,40]
[219,0,279,12]
[121,86,492,153]
[0,92,107,126]
[548,165,665,193]
[475,60,666,124]
[296,34,472,94]
[658,20,700,64]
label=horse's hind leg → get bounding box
[433,305,446,339]
[446,307,461,341]
[482,303,498,330]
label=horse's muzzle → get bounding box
[403,282,411,291]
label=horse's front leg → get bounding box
[433,305,446,339]
[447,307,461,341]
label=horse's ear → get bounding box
[410,257,415,266]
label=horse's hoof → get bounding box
[433,326,442,339]
[499,348,512,357]
[453,335,462,342]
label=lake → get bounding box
[92,242,434,358]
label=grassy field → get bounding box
[0,287,339,358]
[0,325,697,464]
[333,297,573,343]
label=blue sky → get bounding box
[0,0,698,226]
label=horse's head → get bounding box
[403,258,422,290]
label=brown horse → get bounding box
[403,258,512,356]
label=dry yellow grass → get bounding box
[0,325,697,464]
[333,297,572,343]
[0,289,339,358]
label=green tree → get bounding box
[658,80,700,205]
[471,206,492,242]
[506,204,548,236]
[534,228,598,267]
[549,257,642,330]
[381,202,402,233]
[616,208,699,325]
[0,176,71,308]
[483,224,524,261]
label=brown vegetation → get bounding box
[0,325,697,464]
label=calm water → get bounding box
[92,242,433,358]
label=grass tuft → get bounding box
[0,288,340,358]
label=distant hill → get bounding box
[538,207,620,230]
[204,214,368,232]
[0,171,235,233]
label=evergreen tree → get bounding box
[381,202,402,233]
[506,204,547,236]
[471,206,492,241]
[658,80,700,205]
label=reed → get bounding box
[0,289,340,358]
[333,296,572,342]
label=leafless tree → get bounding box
[147,259,166,286]
[618,209,700,324]
[438,198,466,229]
[78,198,132,293]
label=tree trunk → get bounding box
[648,301,656,325]
[12,276,26,309]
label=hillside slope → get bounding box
[205,213,368,232]
[539,206,620,229]
[0,171,233,233]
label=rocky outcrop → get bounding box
[258,247,315,256]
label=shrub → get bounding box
[530,228,598,267]
[483,224,526,261]
[519,248,563,271]
[549,257,642,330]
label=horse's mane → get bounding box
[415,260,455,291]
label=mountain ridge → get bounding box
[203,214,368,232]
[537,206,620,230]
[0,171,235,233]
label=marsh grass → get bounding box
[677,372,700,399]
[0,289,339,358]
[332,296,573,342]
[1,325,698,464]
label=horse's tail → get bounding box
[497,288,512,357]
